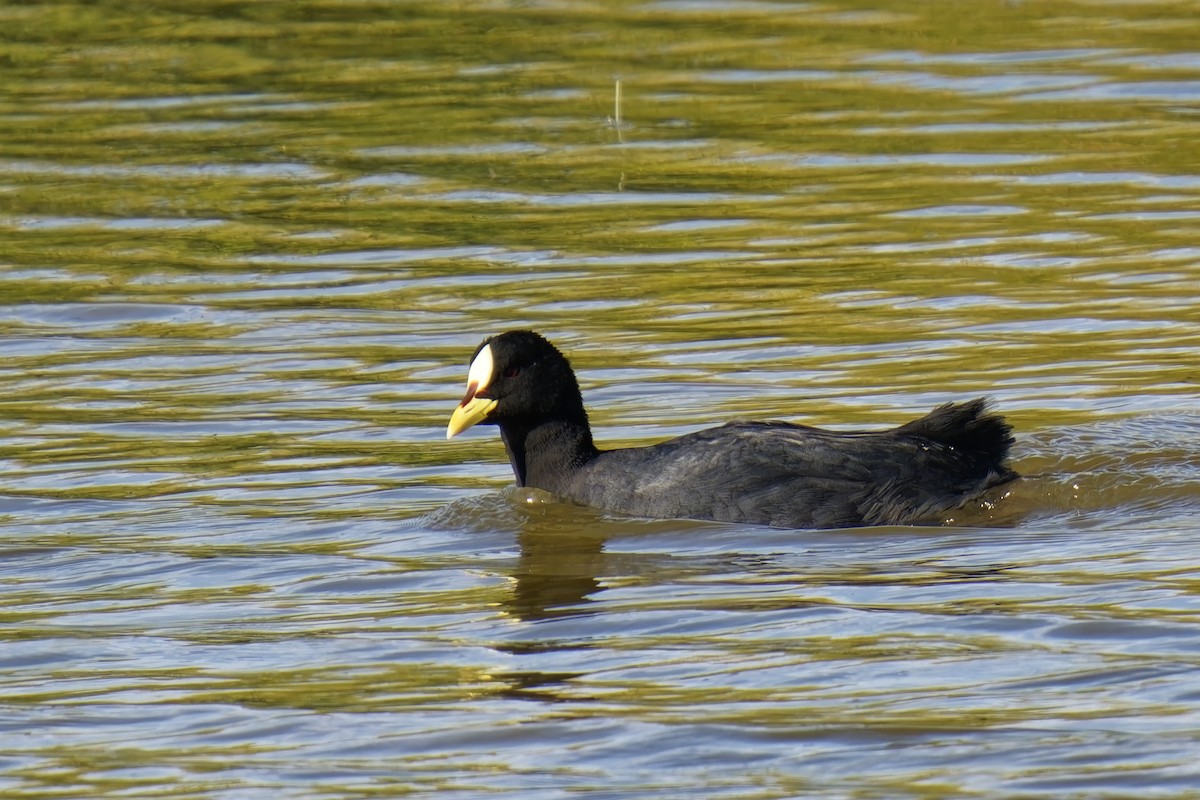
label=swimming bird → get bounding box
[447,330,1017,529]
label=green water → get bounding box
[2,1,1200,797]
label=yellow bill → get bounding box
[446,343,497,438]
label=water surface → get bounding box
[2,0,1200,797]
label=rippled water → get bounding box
[3,0,1200,797]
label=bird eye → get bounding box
[503,366,521,378]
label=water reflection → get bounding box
[509,524,606,621]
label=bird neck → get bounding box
[500,418,597,490]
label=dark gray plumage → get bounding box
[448,330,1017,529]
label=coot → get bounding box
[447,330,1017,529]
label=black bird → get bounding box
[447,330,1017,529]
